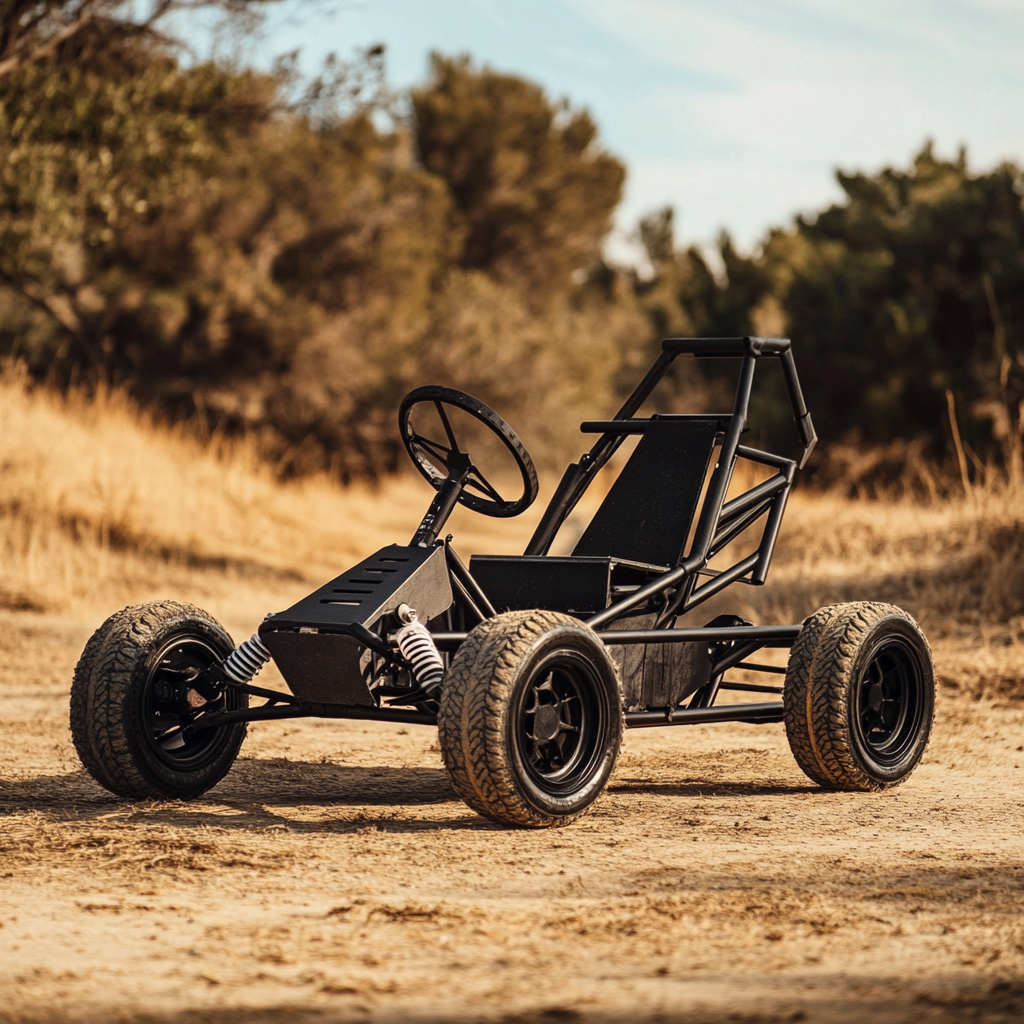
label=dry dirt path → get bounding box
[1,612,1022,1024]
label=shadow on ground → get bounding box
[1,757,820,819]
[0,760,491,833]
[2,978,1022,1024]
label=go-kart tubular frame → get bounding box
[188,336,818,740]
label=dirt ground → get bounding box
[1,609,1022,1024]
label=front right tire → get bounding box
[70,601,248,800]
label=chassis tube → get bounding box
[686,354,756,560]
[597,624,801,644]
[193,702,438,730]
[682,553,760,612]
[585,552,702,629]
[661,337,791,357]
[694,639,765,708]
[780,348,818,467]
[429,631,470,650]
[625,701,784,727]
[720,681,783,694]
[198,699,782,730]
[751,465,794,585]
[449,574,486,624]
[718,472,789,526]
[735,444,795,470]
[708,500,773,560]
[445,542,497,618]
[431,625,801,648]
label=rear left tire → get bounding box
[784,601,934,791]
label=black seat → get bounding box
[572,417,719,568]
[468,417,719,616]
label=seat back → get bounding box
[572,417,719,567]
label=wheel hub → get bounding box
[142,635,234,769]
[851,634,926,771]
[859,653,906,747]
[868,681,884,713]
[532,704,563,743]
[513,652,611,797]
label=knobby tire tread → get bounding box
[69,606,132,787]
[439,610,621,828]
[782,603,844,788]
[784,601,932,792]
[69,601,245,800]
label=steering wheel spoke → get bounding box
[408,431,454,469]
[434,401,461,452]
[464,467,504,504]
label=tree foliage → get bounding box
[0,19,642,478]
[3,7,1022,487]
[632,145,1024,484]
[411,54,624,300]
[772,144,1024,460]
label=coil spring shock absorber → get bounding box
[394,604,445,697]
[219,634,272,686]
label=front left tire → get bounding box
[438,610,623,828]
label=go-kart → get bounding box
[70,337,935,827]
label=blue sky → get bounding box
[251,0,1024,258]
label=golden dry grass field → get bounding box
[1,367,1022,1023]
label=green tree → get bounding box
[632,145,1024,476]
[411,53,625,301]
[0,18,644,480]
[0,55,278,370]
[0,0,284,372]
[761,143,1024,461]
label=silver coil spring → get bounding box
[220,633,272,685]
[395,610,445,696]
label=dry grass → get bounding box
[3,363,1023,697]
[763,485,1024,629]
[0,363,545,622]
[759,487,1024,699]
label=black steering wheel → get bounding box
[399,386,539,518]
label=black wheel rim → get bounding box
[141,633,239,772]
[851,636,925,771]
[514,651,608,796]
